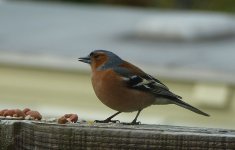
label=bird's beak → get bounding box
[78,56,91,64]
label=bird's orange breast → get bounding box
[91,69,155,112]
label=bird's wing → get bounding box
[113,64,182,99]
[127,74,182,99]
[114,64,209,116]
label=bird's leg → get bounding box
[95,111,121,123]
[123,110,142,125]
[131,110,142,124]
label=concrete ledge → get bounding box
[135,13,235,41]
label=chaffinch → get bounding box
[79,50,209,124]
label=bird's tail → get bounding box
[172,98,210,116]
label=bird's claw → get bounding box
[94,119,120,123]
[122,121,141,125]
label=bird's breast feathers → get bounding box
[91,69,155,112]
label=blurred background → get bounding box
[1,0,235,129]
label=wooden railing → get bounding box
[0,120,235,149]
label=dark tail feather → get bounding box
[172,98,210,117]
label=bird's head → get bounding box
[78,50,123,70]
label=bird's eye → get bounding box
[94,54,100,59]
[89,52,94,57]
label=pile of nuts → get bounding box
[0,108,42,120]
[0,108,78,124]
[58,114,78,124]
[0,108,79,124]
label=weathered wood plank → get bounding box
[1,120,235,150]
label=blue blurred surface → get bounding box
[0,1,235,83]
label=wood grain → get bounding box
[0,120,235,150]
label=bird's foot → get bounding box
[94,119,120,123]
[122,121,141,125]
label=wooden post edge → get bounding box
[0,119,235,149]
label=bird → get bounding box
[78,50,209,125]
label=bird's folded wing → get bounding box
[113,66,182,99]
